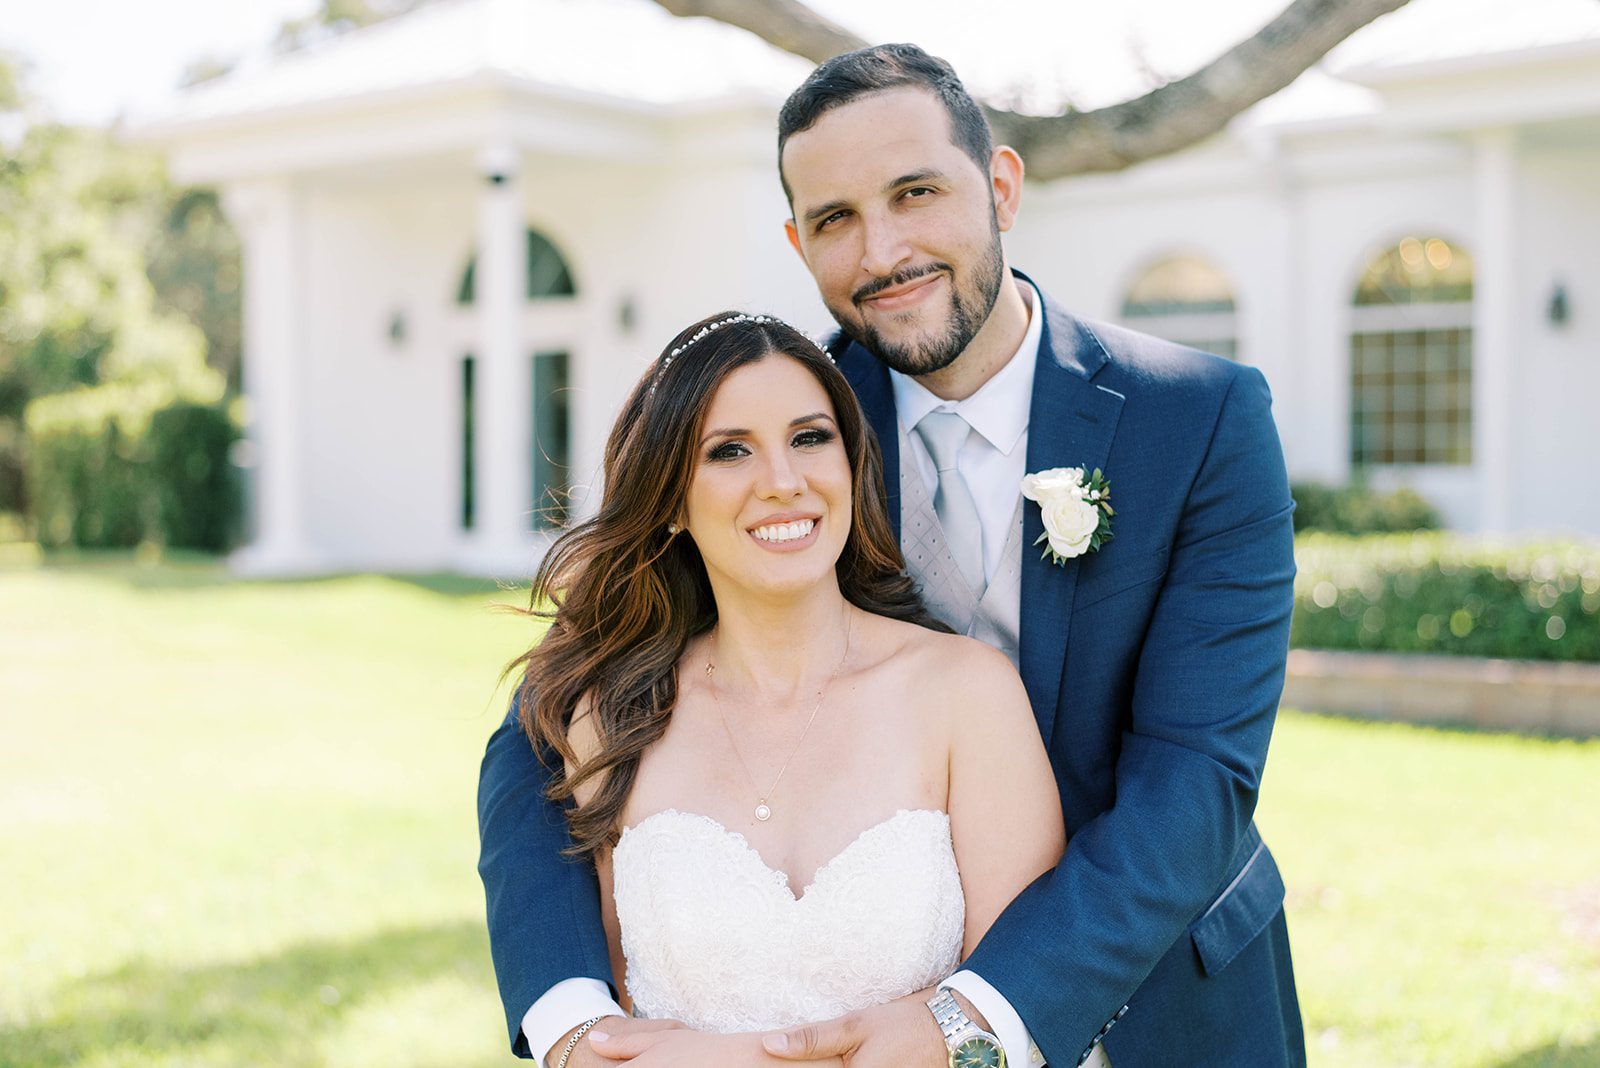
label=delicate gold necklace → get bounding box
[705,613,853,823]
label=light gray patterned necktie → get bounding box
[915,410,984,593]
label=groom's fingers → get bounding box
[587,1019,685,1060]
[763,1015,861,1059]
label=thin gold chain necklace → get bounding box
[705,613,853,823]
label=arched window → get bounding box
[1350,236,1473,466]
[1120,254,1238,360]
[456,228,576,304]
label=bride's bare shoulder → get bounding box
[867,615,1023,703]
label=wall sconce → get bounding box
[1547,283,1569,327]
[388,309,408,348]
[618,295,637,334]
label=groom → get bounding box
[479,43,1304,1068]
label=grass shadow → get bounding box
[8,550,518,601]
[1282,706,1600,745]
[391,573,520,600]
[0,920,494,1067]
[1492,1035,1600,1067]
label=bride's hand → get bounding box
[561,1016,685,1067]
[589,1026,845,1066]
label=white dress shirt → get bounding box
[522,283,1051,1068]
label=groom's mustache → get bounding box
[852,263,953,307]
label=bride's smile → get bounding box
[748,514,819,547]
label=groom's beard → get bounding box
[834,219,1006,378]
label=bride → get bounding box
[513,312,1063,1067]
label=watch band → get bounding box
[927,987,1005,1064]
[928,988,973,1045]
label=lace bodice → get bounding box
[611,808,965,1034]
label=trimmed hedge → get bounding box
[24,383,240,552]
[1291,480,1440,534]
[1293,533,1600,662]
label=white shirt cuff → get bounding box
[942,969,1045,1067]
[521,978,626,1066]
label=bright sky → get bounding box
[0,0,1293,125]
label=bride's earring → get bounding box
[667,523,681,535]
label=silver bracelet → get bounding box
[554,1015,606,1068]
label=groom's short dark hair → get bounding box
[777,43,994,201]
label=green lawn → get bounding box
[2,556,1597,1067]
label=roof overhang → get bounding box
[1333,36,1600,134]
[124,70,780,186]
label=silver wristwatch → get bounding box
[926,988,1007,1068]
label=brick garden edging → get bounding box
[1283,649,1600,737]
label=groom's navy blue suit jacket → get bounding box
[477,275,1305,1066]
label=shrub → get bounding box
[0,419,26,516]
[23,383,239,552]
[1291,480,1440,534]
[1293,533,1600,662]
[25,383,155,548]
[147,402,240,551]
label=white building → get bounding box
[130,0,1600,576]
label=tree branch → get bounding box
[998,0,1413,178]
[649,0,866,64]
[649,0,1413,180]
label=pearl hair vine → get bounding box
[647,314,834,396]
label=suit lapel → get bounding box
[1020,297,1124,744]
[837,339,902,544]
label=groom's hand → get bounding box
[762,995,949,1067]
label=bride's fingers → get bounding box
[588,1024,678,1060]
[597,1017,687,1034]
[762,1015,860,1059]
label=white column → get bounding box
[1473,129,1516,533]
[470,142,532,576]
[223,179,315,574]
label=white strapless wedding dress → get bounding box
[611,807,965,1034]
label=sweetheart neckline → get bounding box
[616,807,950,905]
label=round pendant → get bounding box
[754,802,772,822]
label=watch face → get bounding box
[952,1037,1005,1068]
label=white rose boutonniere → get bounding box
[1020,466,1114,566]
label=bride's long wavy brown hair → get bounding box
[508,311,947,861]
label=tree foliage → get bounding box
[0,108,239,515]
[273,0,434,53]
[147,189,243,388]
[0,51,24,112]
[177,56,237,90]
